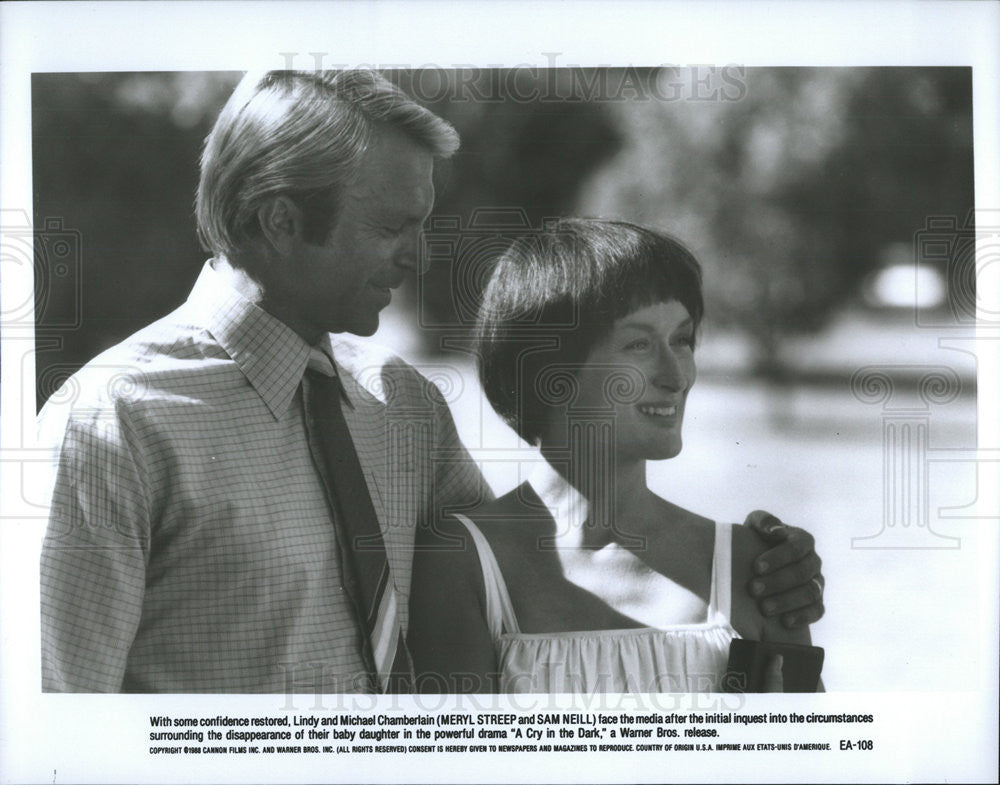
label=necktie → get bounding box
[303,347,412,692]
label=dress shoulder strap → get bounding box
[709,521,735,623]
[451,513,521,637]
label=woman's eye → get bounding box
[672,333,696,349]
[624,339,650,352]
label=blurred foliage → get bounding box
[32,68,973,406]
[578,67,974,372]
[32,72,241,407]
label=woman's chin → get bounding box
[624,439,683,462]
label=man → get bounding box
[39,70,824,693]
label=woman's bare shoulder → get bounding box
[415,485,548,580]
[459,483,556,542]
[647,493,712,527]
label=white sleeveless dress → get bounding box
[452,514,740,694]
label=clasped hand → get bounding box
[743,510,824,629]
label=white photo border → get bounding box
[1,2,997,783]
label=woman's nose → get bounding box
[652,346,687,391]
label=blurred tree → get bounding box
[578,67,974,376]
[32,72,240,408]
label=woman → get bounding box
[409,219,818,693]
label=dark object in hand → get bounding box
[723,639,824,693]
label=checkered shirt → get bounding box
[38,261,489,693]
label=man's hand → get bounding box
[744,510,824,629]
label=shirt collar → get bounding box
[187,260,350,419]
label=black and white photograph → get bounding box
[1,2,997,783]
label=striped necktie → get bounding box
[303,347,412,692]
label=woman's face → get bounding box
[557,299,697,463]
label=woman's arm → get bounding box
[408,516,499,693]
[730,524,824,691]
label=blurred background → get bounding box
[31,68,981,690]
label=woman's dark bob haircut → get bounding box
[476,218,704,445]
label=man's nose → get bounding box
[396,230,428,274]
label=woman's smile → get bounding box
[637,402,679,418]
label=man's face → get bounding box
[290,127,436,339]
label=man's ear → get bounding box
[256,196,303,257]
